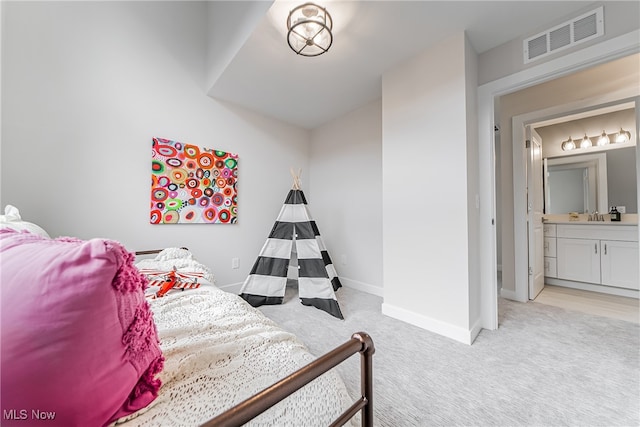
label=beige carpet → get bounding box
[258,284,640,426]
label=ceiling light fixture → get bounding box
[596,130,610,146]
[287,3,333,57]
[579,134,592,149]
[615,127,631,143]
[561,136,576,151]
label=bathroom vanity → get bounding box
[544,221,639,297]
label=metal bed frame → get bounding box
[201,332,374,427]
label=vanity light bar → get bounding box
[561,128,632,151]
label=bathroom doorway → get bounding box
[491,53,639,323]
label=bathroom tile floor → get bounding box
[534,284,639,324]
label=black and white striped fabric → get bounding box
[240,189,343,319]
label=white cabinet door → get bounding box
[557,238,600,284]
[601,240,639,290]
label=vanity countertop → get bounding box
[543,213,638,225]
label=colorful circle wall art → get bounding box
[151,137,238,224]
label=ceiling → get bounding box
[208,0,597,129]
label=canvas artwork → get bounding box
[150,137,238,224]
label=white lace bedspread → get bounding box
[115,287,357,426]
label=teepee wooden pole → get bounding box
[290,168,302,190]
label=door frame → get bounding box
[511,95,637,303]
[477,30,640,330]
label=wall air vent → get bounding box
[523,6,604,64]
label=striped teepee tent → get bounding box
[240,170,343,319]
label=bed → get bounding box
[0,210,374,427]
[121,247,374,426]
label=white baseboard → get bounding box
[218,281,243,294]
[499,288,519,301]
[217,279,383,297]
[340,278,384,297]
[469,318,482,344]
[224,279,481,344]
[381,302,476,345]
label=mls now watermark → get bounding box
[3,409,57,421]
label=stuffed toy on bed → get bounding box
[135,247,216,299]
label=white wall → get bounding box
[478,2,640,85]
[607,147,638,213]
[309,99,383,295]
[1,1,310,288]
[205,1,272,94]
[381,33,479,344]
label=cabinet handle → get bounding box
[604,244,607,255]
[595,243,597,254]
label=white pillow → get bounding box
[154,247,193,262]
[0,205,51,238]
[135,247,216,289]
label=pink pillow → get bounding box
[0,229,163,427]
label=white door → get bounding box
[527,127,544,299]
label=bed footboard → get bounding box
[200,332,375,427]
[135,248,188,256]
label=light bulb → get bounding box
[561,137,576,151]
[596,130,610,146]
[615,128,631,143]
[580,134,592,149]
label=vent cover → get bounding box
[523,6,604,64]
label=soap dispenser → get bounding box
[610,206,621,222]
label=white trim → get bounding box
[478,72,499,331]
[220,278,384,298]
[381,303,478,345]
[636,98,640,249]
[340,278,384,297]
[218,281,244,294]
[499,287,519,301]
[469,318,482,344]
[478,29,640,331]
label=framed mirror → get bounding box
[544,153,607,214]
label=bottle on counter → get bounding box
[609,206,621,222]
